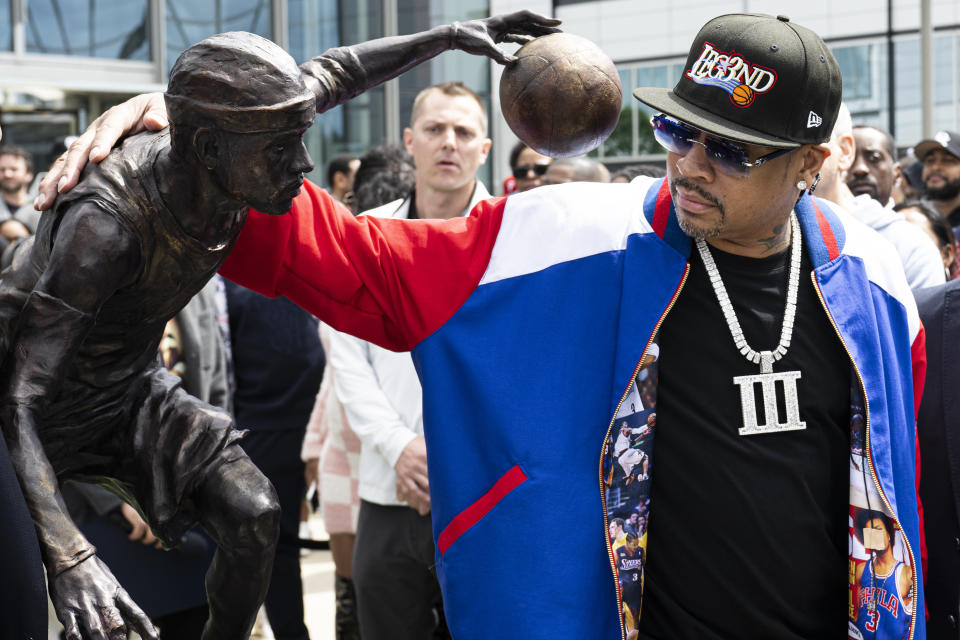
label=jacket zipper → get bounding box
[600,263,689,640]
[811,271,918,640]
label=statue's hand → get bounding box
[452,11,561,65]
[50,555,159,640]
[36,92,168,211]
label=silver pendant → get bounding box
[732,352,806,436]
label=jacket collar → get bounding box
[642,177,847,268]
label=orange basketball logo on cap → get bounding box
[731,84,754,107]
[685,42,777,109]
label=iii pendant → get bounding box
[695,215,806,437]
[732,351,807,436]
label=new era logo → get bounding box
[807,111,823,128]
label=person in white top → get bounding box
[329,81,491,639]
[816,104,944,289]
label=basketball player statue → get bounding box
[0,13,558,640]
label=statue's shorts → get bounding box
[39,363,246,547]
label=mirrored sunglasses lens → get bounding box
[651,118,692,155]
[652,116,751,177]
[703,139,749,176]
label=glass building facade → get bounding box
[579,30,960,168]
[165,0,272,64]
[548,0,960,168]
[25,0,151,59]
[1,0,958,184]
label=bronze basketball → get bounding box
[499,32,622,158]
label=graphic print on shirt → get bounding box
[603,341,658,636]
[847,388,913,640]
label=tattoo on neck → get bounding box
[757,222,789,253]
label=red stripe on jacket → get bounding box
[652,178,671,238]
[219,180,506,351]
[437,465,528,555]
[911,326,929,580]
[811,199,840,261]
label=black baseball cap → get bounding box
[634,14,842,149]
[913,131,960,162]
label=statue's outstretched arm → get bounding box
[35,11,560,209]
[302,10,560,112]
[0,203,157,640]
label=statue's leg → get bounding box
[193,452,280,640]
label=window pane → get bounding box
[26,0,150,60]
[289,0,385,183]
[933,34,954,106]
[602,69,634,158]
[833,42,888,135]
[834,44,875,102]
[933,34,958,134]
[893,38,922,144]
[636,65,672,155]
[166,0,272,66]
[1,0,11,51]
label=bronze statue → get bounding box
[0,12,558,640]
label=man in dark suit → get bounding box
[915,280,960,638]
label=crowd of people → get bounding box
[3,8,960,640]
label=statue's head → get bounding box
[165,32,316,214]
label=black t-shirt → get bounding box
[638,242,851,639]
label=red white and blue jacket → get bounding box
[220,177,926,640]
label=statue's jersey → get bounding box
[41,130,246,386]
[0,130,245,512]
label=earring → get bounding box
[796,179,808,191]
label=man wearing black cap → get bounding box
[49,13,926,640]
[915,130,960,236]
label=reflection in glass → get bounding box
[26,0,149,59]
[166,0,272,67]
[289,0,385,182]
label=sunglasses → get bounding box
[512,163,550,180]
[650,115,794,177]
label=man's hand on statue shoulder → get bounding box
[395,435,431,516]
[36,92,168,211]
[453,11,561,65]
[51,555,159,640]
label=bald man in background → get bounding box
[543,156,610,185]
[817,104,943,289]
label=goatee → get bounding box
[670,177,726,239]
[925,176,960,201]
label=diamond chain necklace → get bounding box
[695,213,807,436]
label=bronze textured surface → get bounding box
[500,32,622,157]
